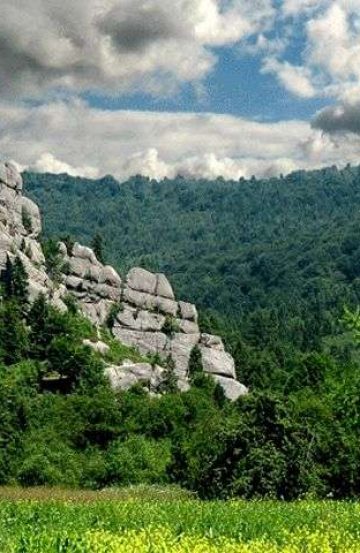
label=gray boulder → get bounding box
[1,162,23,192]
[212,375,248,401]
[83,339,110,356]
[113,327,168,357]
[155,296,178,316]
[156,273,175,299]
[200,346,236,378]
[93,283,121,302]
[123,287,156,310]
[72,243,100,265]
[58,241,68,256]
[178,301,198,322]
[21,197,42,236]
[116,307,165,332]
[66,275,83,289]
[200,333,224,350]
[179,319,200,334]
[0,164,7,186]
[166,332,200,379]
[68,257,90,278]
[20,237,45,265]
[127,267,157,295]
[99,266,122,287]
[105,362,163,391]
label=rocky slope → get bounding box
[0,162,248,400]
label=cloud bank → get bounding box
[1,100,358,182]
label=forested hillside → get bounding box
[24,165,360,366]
[0,164,359,498]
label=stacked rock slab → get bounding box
[0,162,66,309]
[0,161,248,400]
[61,256,248,398]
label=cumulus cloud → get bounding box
[0,99,358,182]
[300,131,336,160]
[96,3,187,54]
[263,1,360,102]
[122,148,170,180]
[0,0,274,98]
[262,59,316,98]
[305,4,355,86]
[173,153,298,180]
[312,102,360,135]
[31,153,100,178]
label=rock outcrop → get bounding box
[105,361,164,393]
[0,162,248,400]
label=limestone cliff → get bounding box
[0,162,248,400]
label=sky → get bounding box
[1,0,360,182]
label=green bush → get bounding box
[17,432,82,487]
[106,436,172,485]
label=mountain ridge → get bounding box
[23,163,360,352]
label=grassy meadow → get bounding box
[1,487,360,552]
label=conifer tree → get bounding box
[188,345,203,382]
[158,355,178,393]
[91,233,105,264]
[0,301,29,364]
[3,255,29,309]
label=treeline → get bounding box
[1,225,360,498]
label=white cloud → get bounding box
[173,153,298,180]
[262,58,316,98]
[1,100,358,181]
[31,153,99,178]
[306,4,355,84]
[299,131,335,160]
[259,1,360,104]
[123,148,170,180]
[282,0,326,17]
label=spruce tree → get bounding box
[27,294,50,359]
[188,345,203,381]
[3,255,29,310]
[158,355,178,393]
[0,301,29,364]
[91,233,105,264]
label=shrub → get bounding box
[17,432,82,487]
[162,315,180,337]
[106,436,172,485]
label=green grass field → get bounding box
[1,487,360,552]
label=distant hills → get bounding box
[23,164,360,350]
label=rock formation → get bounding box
[0,162,248,400]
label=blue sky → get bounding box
[1,1,360,181]
[85,47,329,121]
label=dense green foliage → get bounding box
[1,166,360,498]
[23,165,360,343]
[2,283,360,498]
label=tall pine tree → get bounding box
[188,345,203,382]
[3,255,29,310]
[91,233,105,264]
